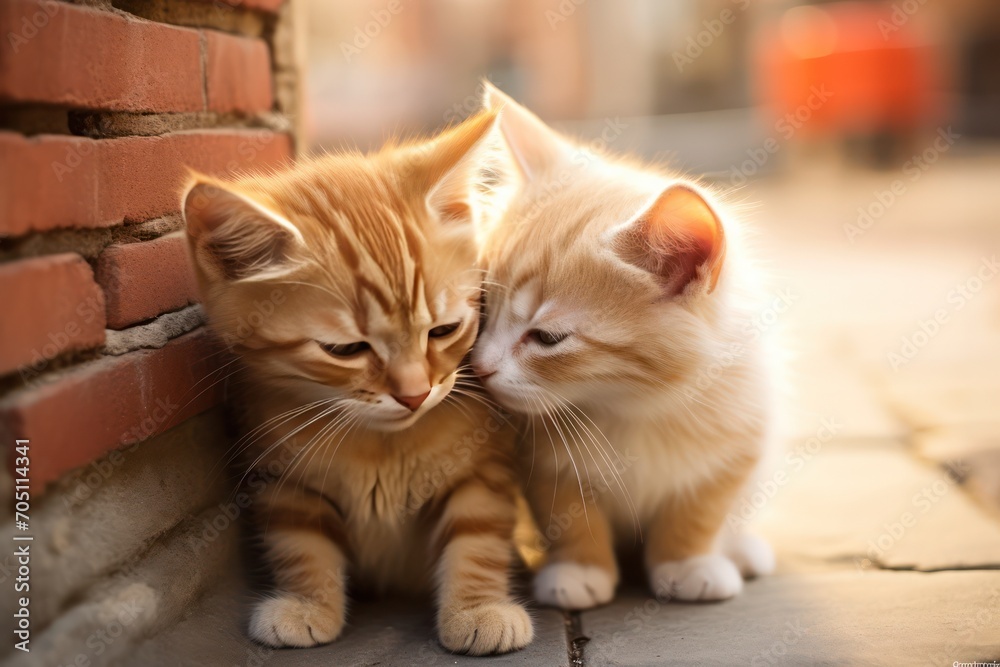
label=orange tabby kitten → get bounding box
[181,110,533,655]
[472,85,776,609]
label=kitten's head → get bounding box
[472,86,731,415]
[183,110,500,431]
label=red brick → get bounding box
[0,0,203,112]
[96,234,200,329]
[0,130,293,237]
[0,329,226,490]
[206,31,274,114]
[0,254,106,378]
[0,133,100,237]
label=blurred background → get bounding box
[302,0,998,169]
[299,0,1000,531]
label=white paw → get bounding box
[533,562,616,610]
[650,554,743,601]
[248,594,344,647]
[725,533,775,578]
[438,601,533,655]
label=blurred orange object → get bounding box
[756,2,947,137]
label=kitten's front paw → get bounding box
[534,562,616,610]
[724,533,775,578]
[650,554,743,602]
[249,594,345,647]
[438,601,533,655]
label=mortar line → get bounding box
[198,30,209,112]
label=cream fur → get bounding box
[473,84,778,608]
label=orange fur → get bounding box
[182,109,533,655]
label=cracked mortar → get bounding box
[103,305,206,356]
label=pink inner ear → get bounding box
[631,185,726,296]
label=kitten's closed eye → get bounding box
[319,341,370,357]
[529,329,568,346]
[429,322,462,338]
[317,321,461,364]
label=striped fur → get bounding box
[472,85,778,609]
[182,109,532,654]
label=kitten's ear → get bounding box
[418,108,501,226]
[183,178,305,282]
[615,184,726,297]
[482,81,571,179]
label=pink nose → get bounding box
[392,391,430,411]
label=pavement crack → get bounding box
[825,553,1000,573]
[872,563,1000,573]
[565,611,588,667]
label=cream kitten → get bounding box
[181,109,533,654]
[472,85,776,609]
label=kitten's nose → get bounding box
[392,391,430,411]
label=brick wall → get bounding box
[0,0,301,491]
